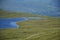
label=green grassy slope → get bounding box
[0,11,41,18]
[0,11,60,40]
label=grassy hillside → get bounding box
[0,11,41,18]
[0,11,60,40]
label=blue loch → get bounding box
[0,17,28,29]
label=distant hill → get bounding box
[1,0,60,17]
[0,10,43,18]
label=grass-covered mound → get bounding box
[0,10,60,40]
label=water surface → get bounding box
[0,18,28,29]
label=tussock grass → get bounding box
[0,11,60,40]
